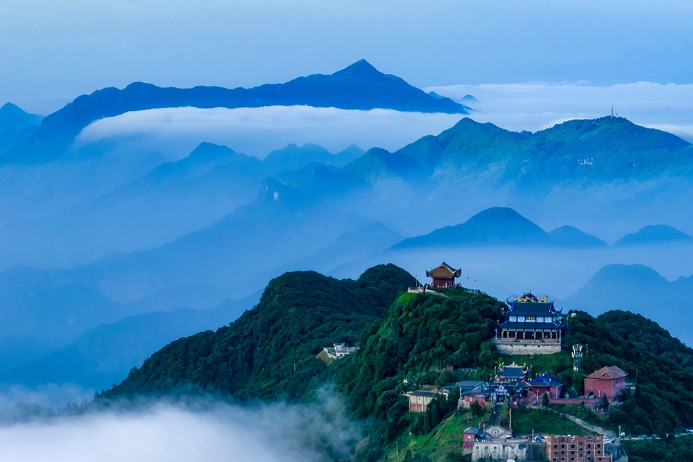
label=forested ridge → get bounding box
[102,264,414,400]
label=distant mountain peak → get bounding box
[338,59,379,75]
[391,206,550,249]
[466,207,532,225]
[615,224,692,246]
[7,61,466,164]
[1,102,21,111]
[548,225,608,248]
[0,102,43,131]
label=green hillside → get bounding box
[102,266,693,462]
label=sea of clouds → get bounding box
[0,390,361,462]
[75,82,693,161]
[76,106,465,159]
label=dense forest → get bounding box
[102,264,693,461]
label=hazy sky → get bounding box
[2,1,693,114]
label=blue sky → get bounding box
[2,1,693,114]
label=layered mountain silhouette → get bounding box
[4,60,467,164]
[0,295,252,390]
[0,102,42,131]
[0,103,43,154]
[613,224,693,246]
[1,59,692,395]
[548,225,608,247]
[392,207,606,249]
[563,264,693,346]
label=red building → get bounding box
[426,262,461,288]
[463,427,479,450]
[460,394,487,409]
[584,366,627,402]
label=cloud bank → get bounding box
[427,82,693,142]
[76,83,693,161]
[77,106,464,158]
[0,392,362,462]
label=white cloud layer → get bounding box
[0,394,361,462]
[76,83,693,161]
[427,82,693,142]
[77,106,464,158]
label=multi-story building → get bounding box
[546,435,612,462]
[495,292,566,355]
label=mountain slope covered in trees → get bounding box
[103,264,414,400]
[102,265,693,461]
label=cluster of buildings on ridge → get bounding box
[406,263,630,462]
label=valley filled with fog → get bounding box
[0,61,691,438]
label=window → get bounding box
[526,316,536,321]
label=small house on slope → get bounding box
[528,374,564,400]
[406,390,439,412]
[584,366,627,401]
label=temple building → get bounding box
[495,362,530,383]
[426,262,461,288]
[494,292,566,355]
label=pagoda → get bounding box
[494,291,565,354]
[426,262,461,288]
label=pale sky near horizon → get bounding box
[2,0,693,115]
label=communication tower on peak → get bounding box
[572,344,584,371]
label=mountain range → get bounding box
[392,207,688,249]
[0,60,691,395]
[3,59,467,164]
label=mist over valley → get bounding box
[2,7,693,456]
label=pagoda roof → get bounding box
[498,321,563,330]
[426,262,461,278]
[510,292,548,303]
[505,302,560,316]
[456,380,484,390]
[530,374,563,388]
[585,366,628,380]
[464,427,480,434]
[497,362,529,378]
